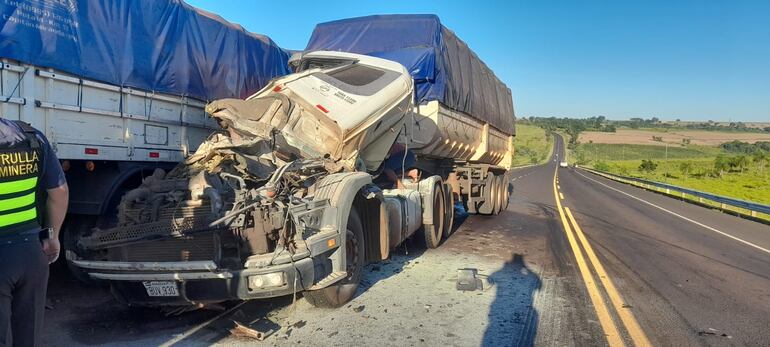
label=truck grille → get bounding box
[108,232,218,262]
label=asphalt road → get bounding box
[40,135,769,346]
[552,135,770,346]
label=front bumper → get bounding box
[68,251,317,306]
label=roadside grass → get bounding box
[585,166,770,222]
[601,159,770,205]
[569,142,769,208]
[513,124,553,167]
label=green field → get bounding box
[568,142,770,205]
[599,159,770,205]
[513,124,553,166]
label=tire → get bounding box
[62,216,100,285]
[441,183,455,240]
[494,176,504,214]
[477,173,497,215]
[304,209,366,308]
[502,178,511,211]
[419,183,445,248]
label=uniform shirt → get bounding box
[0,118,66,191]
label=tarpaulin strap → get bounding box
[3,67,28,103]
[119,85,124,117]
[77,77,83,112]
[179,94,185,125]
[147,90,155,120]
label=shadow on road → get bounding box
[482,254,541,347]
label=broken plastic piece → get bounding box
[456,268,483,291]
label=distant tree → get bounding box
[730,155,750,173]
[714,155,730,178]
[764,127,770,133]
[651,136,663,142]
[603,124,617,132]
[676,118,681,122]
[638,159,658,174]
[681,138,691,145]
[678,161,693,179]
[753,151,767,174]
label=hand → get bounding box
[41,238,61,264]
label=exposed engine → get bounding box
[77,95,345,267]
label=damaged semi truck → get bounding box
[70,15,516,308]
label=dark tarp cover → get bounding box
[0,0,290,101]
[306,14,515,135]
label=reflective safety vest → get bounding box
[0,121,42,236]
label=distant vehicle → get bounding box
[560,161,568,168]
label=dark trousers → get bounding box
[0,240,49,347]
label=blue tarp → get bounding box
[306,14,515,135]
[0,0,290,101]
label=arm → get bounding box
[42,183,68,263]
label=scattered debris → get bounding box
[230,321,276,341]
[457,268,483,291]
[353,305,365,313]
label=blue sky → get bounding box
[188,0,769,122]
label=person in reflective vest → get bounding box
[0,118,68,347]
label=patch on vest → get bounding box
[0,150,40,178]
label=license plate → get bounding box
[142,281,179,297]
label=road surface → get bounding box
[41,135,769,346]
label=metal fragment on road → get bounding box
[456,268,483,291]
[230,320,277,341]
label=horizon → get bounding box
[188,0,770,123]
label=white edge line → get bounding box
[575,169,770,255]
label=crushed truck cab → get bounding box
[68,52,420,307]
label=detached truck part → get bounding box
[69,15,515,308]
[0,0,290,281]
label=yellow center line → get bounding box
[559,192,565,200]
[552,167,624,347]
[565,207,652,347]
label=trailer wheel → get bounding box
[502,177,512,211]
[442,183,455,240]
[420,183,445,248]
[494,176,504,214]
[304,209,365,308]
[477,173,497,215]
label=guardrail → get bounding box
[579,166,770,218]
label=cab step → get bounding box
[308,271,347,290]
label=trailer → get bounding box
[69,15,515,308]
[0,0,290,280]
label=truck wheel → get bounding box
[477,173,497,215]
[304,210,365,308]
[62,216,100,285]
[442,183,455,240]
[502,178,511,211]
[494,176,504,214]
[420,183,445,248]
